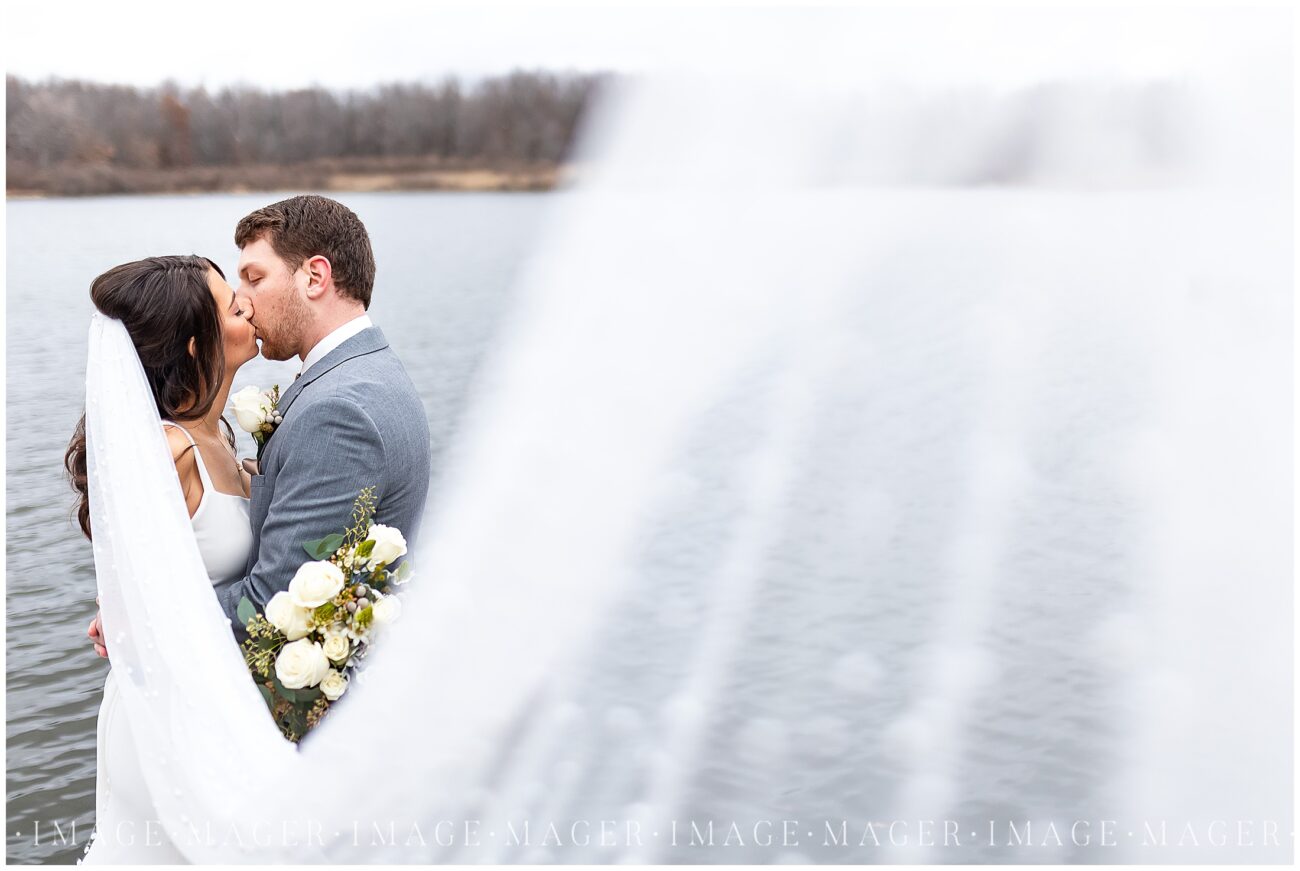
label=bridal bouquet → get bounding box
[230,384,282,461]
[238,487,411,743]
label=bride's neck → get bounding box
[177,373,235,439]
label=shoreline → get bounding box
[7,159,570,199]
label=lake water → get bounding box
[5,188,1292,865]
[5,191,552,865]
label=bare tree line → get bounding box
[7,72,605,195]
[8,71,1196,196]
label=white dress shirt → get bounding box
[299,314,373,379]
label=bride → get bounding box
[66,255,258,862]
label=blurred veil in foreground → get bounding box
[335,6,1292,862]
[92,6,1292,863]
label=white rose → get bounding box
[264,591,312,641]
[319,669,349,701]
[288,560,345,609]
[274,638,330,689]
[321,631,351,663]
[231,385,272,433]
[370,594,403,627]
[364,524,407,568]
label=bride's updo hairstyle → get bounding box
[65,255,229,540]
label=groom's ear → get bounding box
[303,255,333,301]
[302,254,335,301]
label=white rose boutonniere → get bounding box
[231,384,282,461]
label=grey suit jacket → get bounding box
[217,326,432,641]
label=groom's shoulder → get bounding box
[306,345,423,417]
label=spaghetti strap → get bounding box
[160,420,215,490]
[159,419,195,446]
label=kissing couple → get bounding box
[70,194,432,863]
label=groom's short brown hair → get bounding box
[234,195,376,307]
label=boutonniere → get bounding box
[232,384,283,462]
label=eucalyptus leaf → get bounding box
[302,533,345,561]
[271,674,298,703]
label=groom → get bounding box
[218,194,431,636]
[90,194,431,651]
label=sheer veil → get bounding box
[85,9,1290,864]
[85,313,299,861]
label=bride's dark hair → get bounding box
[65,255,231,540]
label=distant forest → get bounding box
[7,71,606,196]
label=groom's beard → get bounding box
[258,335,295,362]
[256,290,312,362]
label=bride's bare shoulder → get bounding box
[161,424,195,461]
[162,425,202,513]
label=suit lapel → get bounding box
[269,326,390,434]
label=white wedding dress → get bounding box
[82,423,252,864]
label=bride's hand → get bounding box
[88,596,108,659]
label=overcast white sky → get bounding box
[5,3,654,88]
[4,2,1289,92]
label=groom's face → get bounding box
[237,235,311,362]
